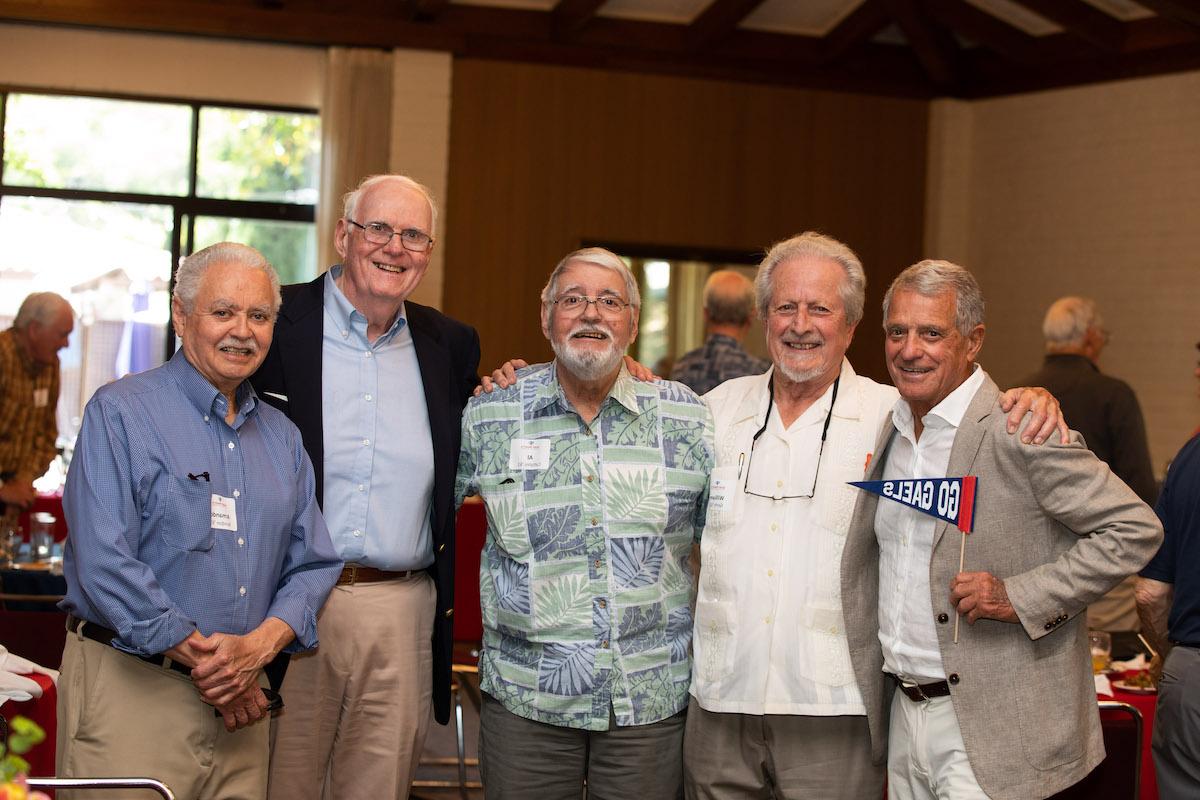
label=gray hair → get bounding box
[173,242,282,315]
[14,292,72,330]
[703,270,755,326]
[540,247,641,320]
[1042,296,1099,350]
[755,232,866,326]
[343,174,439,236]
[882,259,985,335]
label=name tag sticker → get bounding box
[33,388,49,408]
[211,494,238,532]
[707,466,738,513]
[509,438,551,470]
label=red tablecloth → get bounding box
[16,493,68,541]
[1102,686,1159,800]
[2,672,57,777]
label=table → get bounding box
[0,567,67,612]
[14,493,68,542]
[1,672,57,778]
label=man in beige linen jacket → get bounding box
[842,260,1163,800]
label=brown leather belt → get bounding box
[67,614,192,676]
[888,673,951,701]
[336,565,416,585]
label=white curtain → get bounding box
[317,47,394,272]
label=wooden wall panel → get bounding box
[442,59,930,382]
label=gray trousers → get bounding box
[479,692,686,800]
[682,697,883,800]
[1153,645,1200,800]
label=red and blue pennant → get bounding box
[850,476,978,533]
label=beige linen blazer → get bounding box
[841,375,1163,800]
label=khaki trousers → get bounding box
[682,697,882,800]
[56,632,269,800]
[268,572,436,800]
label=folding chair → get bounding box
[1049,700,1143,800]
[27,777,176,798]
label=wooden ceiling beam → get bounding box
[406,0,450,22]
[1007,0,1124,52]
[925,0,1041,63]
[819,0,891,64]
[551,0,607,37]
[685,0,766,51]
[879,0,963,90]
[1134,0,1200,32]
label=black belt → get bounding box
[67,615,192,677]
[888,673,951,701]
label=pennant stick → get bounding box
[954,531,966,643]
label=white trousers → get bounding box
[887,692,991,800]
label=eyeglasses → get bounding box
[552,294,633,317]
[741,374,840,501]
[346,219,434,253]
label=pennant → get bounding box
[850,476,977,533]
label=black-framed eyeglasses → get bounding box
[740,374,840,501]
[346,218,434,252]
[552,294,633,317]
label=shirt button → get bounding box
[353,529,362,537]
[598,599,607,609]
[362,438,370,446]
[591,517,598,526]
[239,586,247,597]
[593,559,601,568]
[365,393,373,401]
[776,479,783,488]
[238,537,245,547]
[203,415,209,422]
[233,490,240,498]
[767,569,774,577]
[365,351,372,358]
[601,639,609,649]
[770,523,778,532]
[228,442,235,450]
[764,616,771,624]
[341,329,348,338]
[358,484,365,492]
[586,475,594,482]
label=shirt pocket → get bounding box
[477,473,530,559]
[161,477,216,553]
[795,604,855,688]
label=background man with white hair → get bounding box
[1021,295,1156,631]
[843,261,1161,800]
[671,268,769,394]
[253,174,481,799]
[59,242,341,799]
[457,247,713,798]
[0,291,74,517]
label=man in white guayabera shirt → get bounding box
[684,233,1065,799]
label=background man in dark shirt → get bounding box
[671,269,768,394]
[1022,295,1156,631]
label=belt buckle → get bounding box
[912,682,929,701]
[344,564,359,585]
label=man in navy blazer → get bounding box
[252,174,480,800]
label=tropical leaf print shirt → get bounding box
[456,363,714,730]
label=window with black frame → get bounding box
[0,89,319,485]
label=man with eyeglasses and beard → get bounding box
[684,233,1066,800]
[253,175,481,800]
[455,247,714,799]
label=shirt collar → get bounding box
[892,362,985,435]
[166,349,258,423]
[323,266,408,344]
[531,362,642,416]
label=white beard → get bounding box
[552,338,624,382]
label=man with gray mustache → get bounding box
[58,242,342,799]
[456,247,714,798]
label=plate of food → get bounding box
[1112,671,1156,694]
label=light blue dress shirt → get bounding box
[61,351,342,656]
[321,267,435,571]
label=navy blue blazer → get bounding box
[251,273,481,724]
